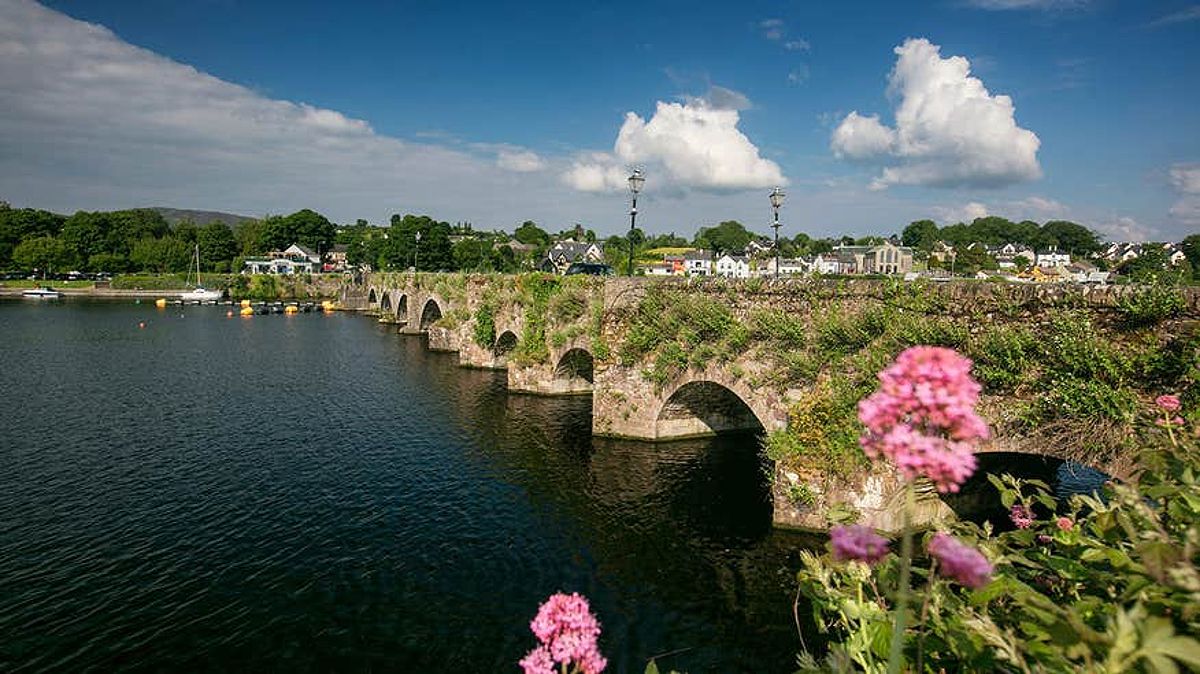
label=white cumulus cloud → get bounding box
[563,100,785,193]
[932,201,990,224]
[830,38,1042,190]
[496,149,545,172]
[1168,164,1200,226]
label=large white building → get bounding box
[715,253,751,278]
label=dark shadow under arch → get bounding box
[555,348,594,384]
[419,298,443,331]
[368,288,377,306]
[494,330,518,357]
[380,291,392,313]
[656,380,765,440]
[396,294,408,319]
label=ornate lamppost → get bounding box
[769,187,786,278]
[413,230,422,271]
[627,168,645,276]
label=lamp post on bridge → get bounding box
[769,187,786,279]
[627,168,645,276]
[413,230,422,271]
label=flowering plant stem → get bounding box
[886,482,915,674]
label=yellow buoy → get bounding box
[284,305,299,314]
[240,299,251,308]
[321,300,334,311]
[155,298,167,308]
[240,306,254,316]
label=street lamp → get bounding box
[627,168,645,276]
[769,187,786,278]
[413,230,422,271]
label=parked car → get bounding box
[565,262,615,276]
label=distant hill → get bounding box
[147,207,254,227]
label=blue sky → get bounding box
[2,0,1198,240]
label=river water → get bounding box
[0,301,810,673]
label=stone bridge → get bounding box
[345,273,1200,532]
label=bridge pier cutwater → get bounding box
[349,272,1200,533]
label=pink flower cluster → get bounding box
[857,347,990,493]
[1156,395,1182,412]
[830,525,890,565]
[520,592,606,674]
[1009,504,1034,529]
[928,533,992,589]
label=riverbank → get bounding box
[0,273,344,300]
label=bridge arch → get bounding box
[554,347,594,385]
[395,293,408,320]
[380,291,392,313]
[494,330,519,357]
[368,288,377,307]
[419,297,443,331]
[655,375,769,440]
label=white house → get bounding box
[715,253,751,278]
[242,243,322,275]
[639,262,674,276]
[760,257,809,276]
[811,253,841,275]
[683,250,712,276]
[1036,248,1071,268]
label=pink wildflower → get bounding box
[858,347,989,493]
[1056,516,1073,531]
[525,593,606,674]
[519,646,554,674]
[1156,395,1182,412]
[830,525,890,565]
[1009,504,1034,529]
[927,533,992,589]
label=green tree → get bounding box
[87,252,127,273]
[490,244,518,273]
[514,220,551,247]
[694,220,755,253]
[901,219,940,250]
[0,208,64,268]
[1180,234,1200,278]
[197,222,238,271]
[284,208,336,253]
[59,211,110,266]
[384,214,453,271]
[452,238,489,271]
[1117,246,1171,282]
[130,236,190,273]
[951,245,999,275]
[173,220,199,245]
[13,235,71,275]
[1040,220,1101,255]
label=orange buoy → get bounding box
[155,298,167,308]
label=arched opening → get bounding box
[493,330,518,358]
[554,348,594,384]
[368,288,377,306]
[396,294,408,320]
[942,452,1111,529]
[655,380,764,440]
[380,291,392,313]
[419,298,443,331]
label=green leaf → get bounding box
[1158,636,1200,668]
[644,659,661,674]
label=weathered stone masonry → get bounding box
[347,274,1200,531]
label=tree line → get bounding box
[4,200,1194,278]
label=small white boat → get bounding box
[22,287,61,299]
[182,287,222,302]
[180,244,223,302]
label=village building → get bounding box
[242,243,322,275]
[830,241,914,275]
[683,250,712,276]
[539,240,606,274]
[714,253,751,278]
